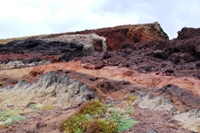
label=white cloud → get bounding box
[0,0,200,39]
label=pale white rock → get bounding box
[39,33,107,55]
[133,94,173,111]
[0,72,96,109]
[174,109,200,132]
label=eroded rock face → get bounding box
[0,72,96,109]
[0,34,106,63]
[62,22,169,50]
[152,84,200,112]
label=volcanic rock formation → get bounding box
[0,33,106,63]
[0,22,200,133]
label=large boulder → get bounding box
[39,33,107,55]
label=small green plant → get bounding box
[106,107,137,132]
[124,95,136,105]
[29,104,36,109]
[0,82,4,87]
[0,109,25,127]
[123,94,137,115]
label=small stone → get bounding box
[7,103,13,107]
[101,51,111,59]
[105,96,114,104]
[146,130,157,133]
[36,122,47,129]
[50,124,57,130]
[167,123,177,129]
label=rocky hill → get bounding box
[0,22,199,133]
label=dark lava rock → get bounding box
[80,27,200,79]
[101,51,111,59]
[36,122,47,129]
[154,40,166,50]
[168,53,179,64]
[0,39,85,62]
[177,27,200,40]
[93,39,105,52]
[153,50,167,59]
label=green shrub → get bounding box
[78,100,105,115]
[60,100,137,133]
[62,114,91,133]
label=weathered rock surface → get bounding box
[174,109,200,132]
[0,72,96,109]
[152,84,200,112]
[54,22,169,50]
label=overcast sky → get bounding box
[0,0,200,39]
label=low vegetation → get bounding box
[0,82,4,87]
[0,34,50,45]
[60,100,137,133]
[0,109,25,127]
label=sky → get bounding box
[0,0,200,39]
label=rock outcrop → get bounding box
[177,27,200,40]
[0,72,96,109]
[0,33,106,63]
[55,22,169,50]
